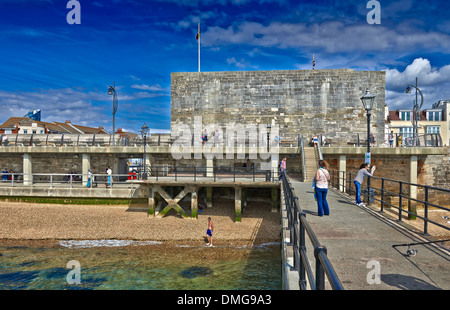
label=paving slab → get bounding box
[289,179,450,290]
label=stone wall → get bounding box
[324,148,450,207]
[171,69,386,145]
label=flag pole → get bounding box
[198,23,201,73]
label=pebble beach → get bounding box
[0,200,281,249]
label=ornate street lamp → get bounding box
[360,88,376,204]
[108,82,119,146]
[141,123,149,180]
[406,77,424,146]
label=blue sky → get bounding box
[0,0,449,133]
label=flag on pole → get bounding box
[313,54,316,70]
[197,23,201,72]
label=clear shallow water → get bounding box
[0,241,281,290]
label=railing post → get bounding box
[398,181,403,222]
[424,186,429,235]
[298,211,306,286]
[380,178,384,213]
[348,172,352,195]
[314,245,327,290]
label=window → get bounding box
[32,130,37,134]
[427,126,440,134]
[427,111,441,121]
[23,130,28,134]
[400,111,411,121]
[399,127,413,138]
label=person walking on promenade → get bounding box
[106,166,112,188]
[389,131,394,148]
[206,217,214,246]
[313,134,318,147]
[279,157,286,181]
[314,160,330,216]
[2,168,8,182]
[353,163,376,207]
[86,169,92,187]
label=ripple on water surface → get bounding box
[0,240,281,290]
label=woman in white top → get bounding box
[315,160,331,216]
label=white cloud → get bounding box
[385,58,450,110]
[130,84,167,92]
[202,21,450,53]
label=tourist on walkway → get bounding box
[86,169,92,187]
[2,168,8,181]
[313,134,318,147]
[353,163,376,207]
[314,160,330,216]
[206,217,214,246]
[106,166,112,188]
[279,157,286,181]
[389,131,394,148]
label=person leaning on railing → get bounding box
[353,163,376,207]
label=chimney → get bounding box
[65,120,71,124]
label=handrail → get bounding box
[300,135,306,182]
[0,166,280,187]
[330,169,450,236]
[282,173,344,290]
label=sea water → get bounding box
[0,240,281,290]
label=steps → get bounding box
[303,147,317,182]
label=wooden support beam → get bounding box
[148,187,155,218]
[271,187,278,212]
[235,187,242,222]
[152,185,196,219]
[206,187,213,208]
[191,187,198,219]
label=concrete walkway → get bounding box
[288,178,450,290]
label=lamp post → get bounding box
[406,77,424,146]
[266,123,271,182]
[141,123,149,180]
[108,82,119,146]
[360,88,376,204]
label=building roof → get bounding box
[0,117,110,134]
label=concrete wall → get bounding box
[171,69,386,145]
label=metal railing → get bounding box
[317,132,442,148]
[0,133,303,148]
[1,132,443,148]
[0,166,280,187]
[299,135,307,182]
[0,133,173,147]
[282,173,344,290]
[330,170,450,235]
